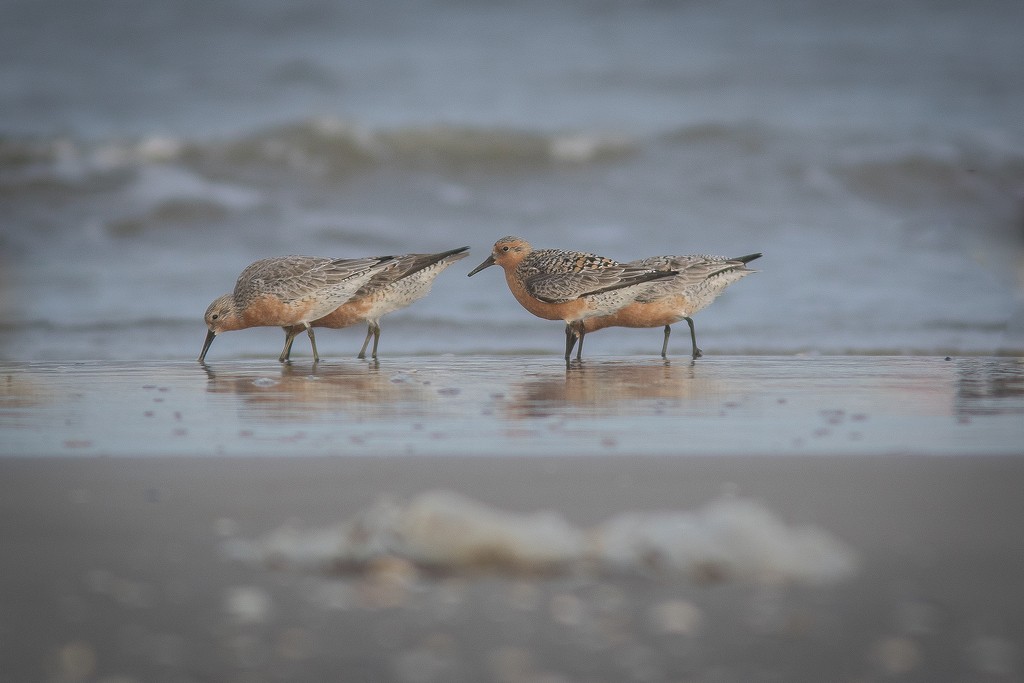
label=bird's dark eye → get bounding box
[501,246,510,252]
[211,314,219,320]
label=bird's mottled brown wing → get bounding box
[350,247,470,298]
[627,254,760,303]
[521,249,676,303]
[234,255,391,305]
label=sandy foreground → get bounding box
[1,356,1023,681]
[1,454,1023,682]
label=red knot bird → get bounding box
[199,254,395,363]
[467,236,678,361]
[570,252,761,360]
[279,246,471,361]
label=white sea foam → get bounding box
[126,164,261,211]
[224,490,857,585]
[393,491,588,571]
[593,498,858,585]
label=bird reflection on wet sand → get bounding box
[500,360,727,420]
[202,362,434,421]
[198,358,734,425]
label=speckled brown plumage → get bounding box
[199,254,395,363]
[467,236,678,361]
[280,246,470,360]
[574,252,761,360]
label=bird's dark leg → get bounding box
[357,324,374,359]
[279,327,299,363]
[661,324,672,358]
[305,323,320,363]
[564,323,578,363]
[685,317,702,359]
[369,322,381,359]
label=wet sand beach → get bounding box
[2,355,1023,681]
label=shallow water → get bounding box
[2,0,1024,360]
[3,356,1022,457]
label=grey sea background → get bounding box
[2,0,1023,360]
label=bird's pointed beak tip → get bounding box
[198,329,217,362]
[467,255,495,277]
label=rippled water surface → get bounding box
[3,356,1022,457]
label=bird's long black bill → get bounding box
[467,255,495,276]
[198,329,216,363]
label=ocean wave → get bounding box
[10,120,1020,210]
[828,141,1024,213]
[1,119,640,189]
[190,118,638,175]
[0,134,185,190]
[661,122,774,153]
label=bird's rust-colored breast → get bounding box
[239,294,320,328]
[311,295,375,329]
[583,295,690,332]
[503,267,589,322]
